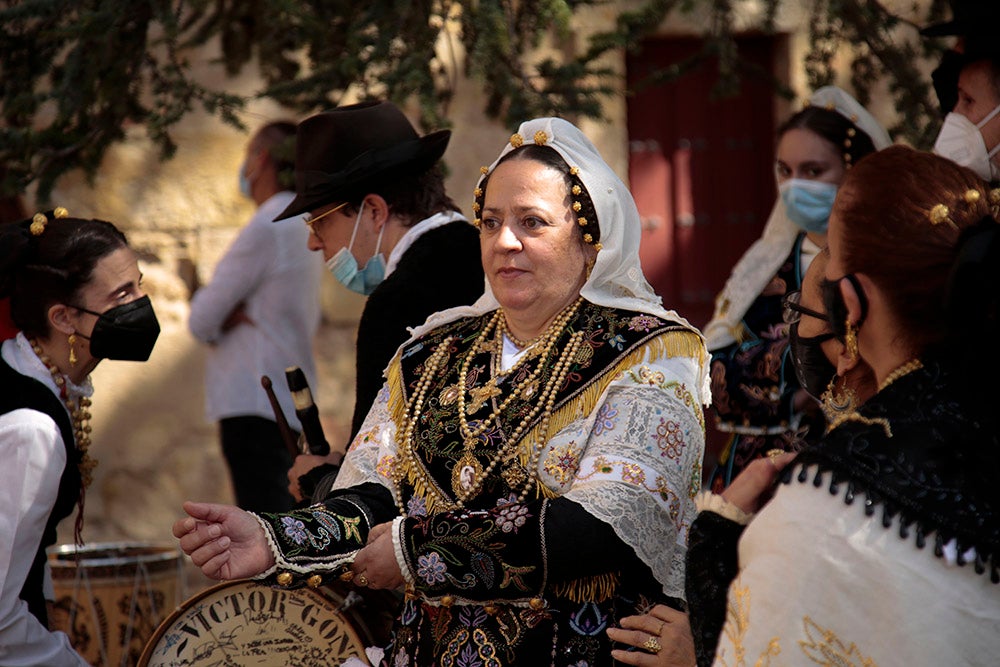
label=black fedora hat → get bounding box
[274,101,450,221]
[920,1,1000,38]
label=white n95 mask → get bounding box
[933,104,1000,181]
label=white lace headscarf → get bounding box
[407,116,711,405]
[702,86,892,350]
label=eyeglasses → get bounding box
[782,290,829,325]
[304,202,349,234]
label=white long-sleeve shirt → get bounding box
[189,192,322,429]
[0,334,89,667]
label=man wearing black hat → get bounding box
[924,1,1000,181]
[274,101,484,501]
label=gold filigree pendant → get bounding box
[501,464,527,488]
[467,378,502,414]
[452,451,483,498]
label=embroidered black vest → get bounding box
[389,301,703,512]
[0,356,81,626]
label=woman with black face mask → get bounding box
[0,210,159,666]
[679,251,877,667]
[702,147,1000,665]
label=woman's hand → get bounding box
[172,501,274,580]
[607,604,695,666]
[720,451,796,515]
[287,453,330,502]
[350,521,403,590]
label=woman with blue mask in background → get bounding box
[701,86,890,490]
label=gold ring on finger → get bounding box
[357,573,369,586]
[642,636,662,654]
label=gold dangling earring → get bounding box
[68,332,77,367]
[820,374,857,422]
[844,319,859,362]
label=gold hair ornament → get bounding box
[927,203,959,230]
[509,133,524,148]
[927,187,986,230]
[533,130,548,145]
[29,207,70,236]
[30,213,47,236]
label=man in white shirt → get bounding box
[189,121,322,512]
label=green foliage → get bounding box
[0,0,953,200]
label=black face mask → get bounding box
[788,320,837,400]
[73,295,160,361]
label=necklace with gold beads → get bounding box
[391,299,585,512]
[29,339,97,488]
[451,298,583,500]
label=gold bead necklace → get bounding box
[28,339,97,488]
[457,298,582,442]
[391,299,585,512]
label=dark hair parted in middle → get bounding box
[473,144,601,246]
[0,214,128,339]
[778,106,878,169]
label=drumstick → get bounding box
[261,375,300,458]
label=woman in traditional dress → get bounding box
[174,117,712,666]
[0,210,160,666]
[705,146,1000,665]
[610,249,878,666]
[702,87,890,489]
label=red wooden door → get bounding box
[627,36,781,329]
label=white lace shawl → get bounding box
[335,346,707,599]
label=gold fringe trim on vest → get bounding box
[551,571,621,603]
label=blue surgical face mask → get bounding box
[779,179,838,233]
[238,159,252,198]
[325,202,387,295]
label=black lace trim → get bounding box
[781,359,1000,583]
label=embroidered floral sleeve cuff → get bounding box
[256,495,375,577]
[400,500,547,605]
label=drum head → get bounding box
[139,579,394,666]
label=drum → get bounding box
[47,542,185,667]
[138,579,398,667]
